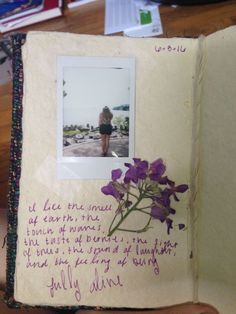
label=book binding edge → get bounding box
[189,34,206,303]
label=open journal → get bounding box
[6,28,236,314]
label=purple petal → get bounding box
[166,218,173,234]
[175,184,189,193]
[149,159,166,181]
[150,206,166,222]
[124,158,149,184]
[158,176,168,185]
[151,158,163,168]
[124,166,138,184]
[101,182,122,200]
[160,190,171,207]
[136,160,148,179]
[166,178,175,187]
[124,162,131,168]
[133,158,141,165]
[173,193,180,202]
[111,168,122,181]
[124,176,130,184]
[169,207,176,215]
[178,223,185,230]
[139,160,149,169]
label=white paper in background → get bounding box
[105,0,163,37]
[124,3,163,38]
[105,0,138,35]
[67,0,97,8]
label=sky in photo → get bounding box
[63,66,131,127]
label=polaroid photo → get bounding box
[57,56,135,179]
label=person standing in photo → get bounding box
[99,106,113,156]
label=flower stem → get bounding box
[137,209,151,215]
[108,195,143,236]
[136,205,152,210]
[127,191,138,200]
[117,217,152,234]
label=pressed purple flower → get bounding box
[154,192,176,215]
[124,165,138,184]
[164,181,189,201]
[101,182,123,200]
[124,158,149,184]
[136,159,149,179]
[160,189,171,207]
[102,157,188,237]
[150,206,167,222]
[149,158,166,181]
[112,168,122,181]
[154,189,171,208]
[178,223,185,230]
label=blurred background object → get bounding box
[151,0,227,4]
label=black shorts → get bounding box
[99,124,112,135]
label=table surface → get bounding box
[1,0,236,208]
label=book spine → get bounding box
[189,35,206,303]
[5,33,26,305]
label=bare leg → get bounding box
[105,135,110,155]
[101,134,106,156]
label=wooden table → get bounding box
[1,0,236,208]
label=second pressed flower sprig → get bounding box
[101,158,188,237]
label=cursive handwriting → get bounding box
[46,265,81,302]
[89,268,123,293]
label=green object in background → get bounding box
[140,9,152,25]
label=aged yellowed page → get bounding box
[197,26,236,314]
[14,32,198,307]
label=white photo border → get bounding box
[57,56,135,179]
